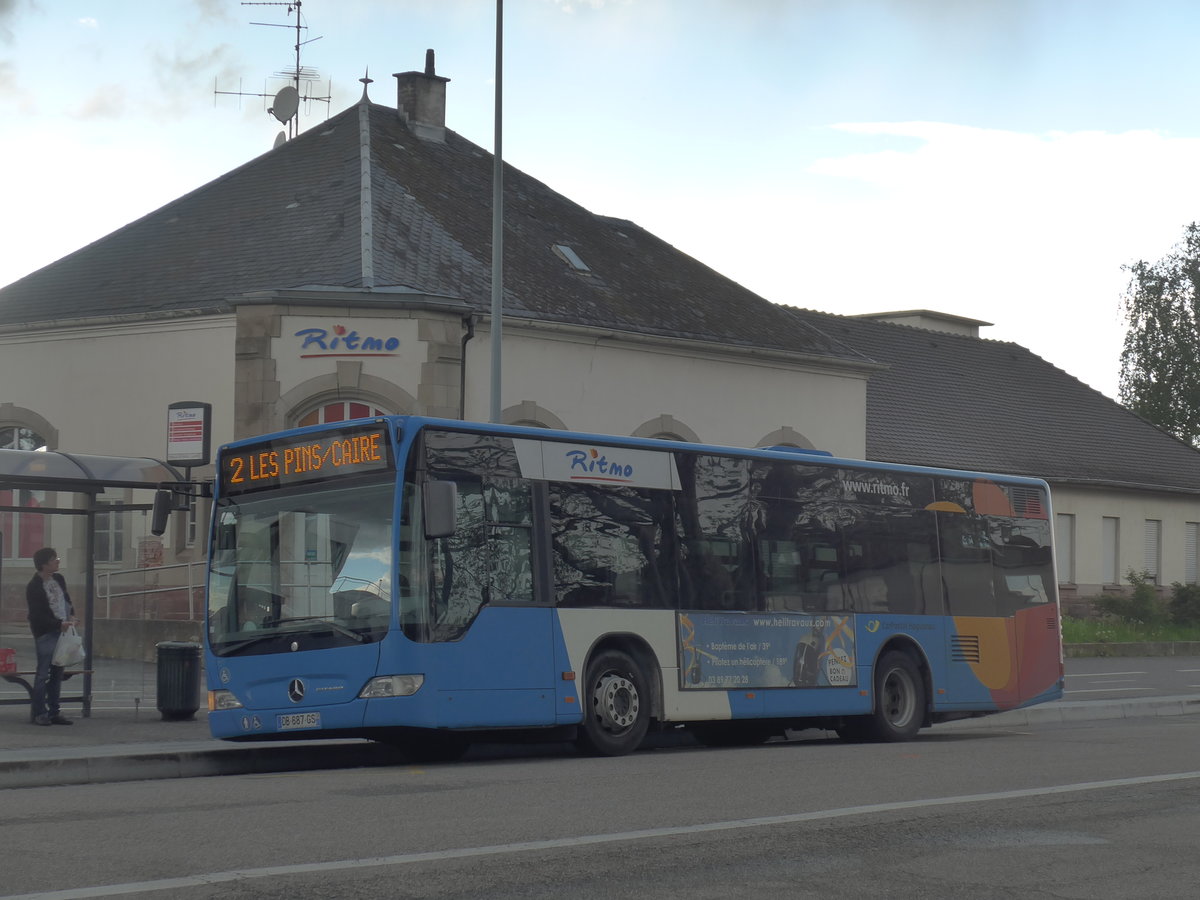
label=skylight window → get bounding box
[551,243,590,273]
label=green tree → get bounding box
[1119,222,1200,446]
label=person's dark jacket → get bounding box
[26,573,73,639]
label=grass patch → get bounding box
[1061,616,1200,644]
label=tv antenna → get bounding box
[214,0,331,144]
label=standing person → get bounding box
[25,547,77,726]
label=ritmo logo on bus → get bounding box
[566,448,635,482]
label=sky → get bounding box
[5,1,1200,401]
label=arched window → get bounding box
[756,427,816,451]
[0,417,51,559]
[297,401,388,428]
[501,401,567,431]
[0,425,47,451]
[632,415,700,444]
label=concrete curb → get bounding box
[0,741,397,790]
[5,695,1200,790]
[939,694,1200,730]
[1065,641,1200,658]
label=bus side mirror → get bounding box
[423,481,457,539]
[150,489,173,537]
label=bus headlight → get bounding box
[209,690,244,711]
[360,675,425,698]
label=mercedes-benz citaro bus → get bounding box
[204,416,1063,761]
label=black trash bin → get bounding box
[156,641,202,721]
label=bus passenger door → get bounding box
[422,476,558,727]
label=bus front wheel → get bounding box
[577,650,651,756]
[837,650,925,743]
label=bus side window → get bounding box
[936,513,995,616]
[675,454,760,611]
[988,515,1054,615]
[483,478,534,604]
[550,483,673,609]
[429,477,535,638]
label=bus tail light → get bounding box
[209,690,244,711]
[360,675,425,698]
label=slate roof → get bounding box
[0,100,861,366]
[787,308,1200,494]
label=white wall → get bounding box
[461,323,869,457]
[0,317,237,457]
[1053,485,1200,593]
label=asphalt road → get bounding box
[1063,655,1200,698]
[3,713,1200,899]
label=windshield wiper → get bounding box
[270,616,366,643]
[217,633,285,656]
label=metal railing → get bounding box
[95,561,207,620]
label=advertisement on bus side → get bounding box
[677,611,857,690]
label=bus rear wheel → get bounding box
[837,650,925,743]
[577,650,651,756]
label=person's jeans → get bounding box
[32,632,64,720]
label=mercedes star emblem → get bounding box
[287,678,306,703]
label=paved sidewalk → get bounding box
[1,636,386,789]
[3,643,1199,790]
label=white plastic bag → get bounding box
[52,625,85,668]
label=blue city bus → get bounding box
[204,416,1063,759]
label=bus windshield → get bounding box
[207,476,395,656]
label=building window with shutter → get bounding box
[1186,523,1199,586]
[1143,519,1162,584]
[1102,517,1120,585]
[1055,514,1075,584]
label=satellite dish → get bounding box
[273,131,287,149]
[269,85,299,124]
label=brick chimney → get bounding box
[394,49,450,143]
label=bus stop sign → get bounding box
[166,401,211,468]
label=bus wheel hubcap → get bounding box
[884,671,914,726]
[594,673,639,731]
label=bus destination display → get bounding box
[221,428,391,494]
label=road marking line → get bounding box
[6,771,1200,900]
[1066,688,1154,694]
[1065,671,1145,677]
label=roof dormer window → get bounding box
[551,243,590,273]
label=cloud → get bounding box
[77,17,98,29]
[547,0,630,12]
[152,42,238,90]
[807,122,1200,268]
[74,84,128,119]
[0,0,23,43]
[194,0,234,25]
[788,122,1200,396]
[620,121,1200,399]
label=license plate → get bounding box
[277,712,321,731]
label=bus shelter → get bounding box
[0,448,184,716]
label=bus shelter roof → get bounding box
[0,448,184,493]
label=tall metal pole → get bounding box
[489,0,504,424]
